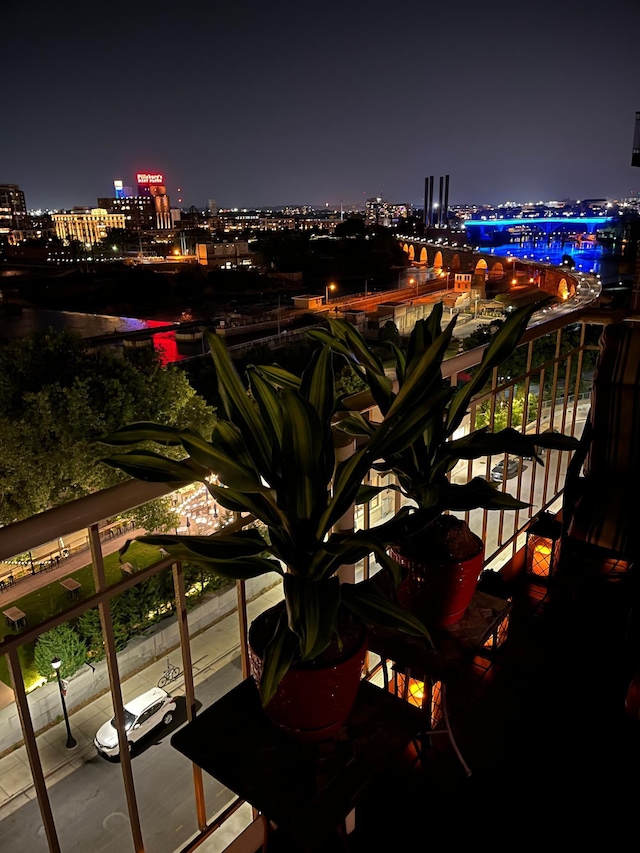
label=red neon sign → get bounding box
[136,172,165,185]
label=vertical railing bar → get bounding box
[516,339,535,534]
[529,363,546,509]
[570,323,587,437]
[482,365,499,548]
[172,559,208,832]
[7,647,61,853]
[236,579,250,680]
[465,404,475,532]
[555,350,573,496]
[88,523,145,853]
[363,471,371,580]
[541,330,562,506]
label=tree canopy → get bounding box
[0,329,216,525]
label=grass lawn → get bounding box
[0,542,164,691]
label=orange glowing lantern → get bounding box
[392,667,443,727]
[525,512,562,580]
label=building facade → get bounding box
[52,208,126,245]
[0,183,28,238]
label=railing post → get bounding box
[88,524,145,853]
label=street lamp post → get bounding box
[51,657,76,749]
[325,282,336,304]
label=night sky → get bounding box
[6,0,640,211]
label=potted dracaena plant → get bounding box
[99,331,430,743]
[310,301,580,627]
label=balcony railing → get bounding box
[0,305,611,853]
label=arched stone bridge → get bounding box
[400,240,578,302]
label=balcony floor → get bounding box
[262,552,640,851]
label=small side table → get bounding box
[3,607,27,630]
[171,678,424,851]
[59,578,82,600]
[367,589,513,778]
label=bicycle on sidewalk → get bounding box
[157,658,182,689]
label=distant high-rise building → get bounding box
[632,111,640,168]
[0,183,28,237]
[208,198,218,215]
[113,180,132,199]
[365,197,410,227]
[101,171,171,230]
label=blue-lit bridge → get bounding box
[462,215,610,244]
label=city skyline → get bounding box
[6,0,640,211]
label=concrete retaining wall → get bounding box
[0,574,277,755]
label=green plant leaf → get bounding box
[246,367,285,452]
[364,366,395,417]
[326,318,386,374]
[300,345,335,430]
[438,478,530,511]
[307,328,366,377]
[279,387,328,519]
[180,430,266,492]
[340,580,431,640]
[321,446,373,534]
[333,411,374,438]
[250,364,302,390]
[205,332,272,473]
[386,342,406,386]
[385,324,454,420]
[134,536,282,579]
[99,450,206,484]
[284,574,340,660]
[259,611,298,706]
[101,421,187,447]
[205,482,284,528]
[446,304,535,434]
[445,426,578,462]
[134,529,270,560]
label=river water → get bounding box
[0,307,198,363]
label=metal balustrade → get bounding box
[0,308,610,853]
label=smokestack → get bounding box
[438,176,444,226]
[424,177,429,227]
[633,111,640,167]
[443,175,450,228]
[428,176,434,229]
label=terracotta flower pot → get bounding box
[248,604,367,743]
[391,517,484,627]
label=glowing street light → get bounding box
[325,282,337,304]
[51,657,76,749]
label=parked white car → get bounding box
[94,687,176,758]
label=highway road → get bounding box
[0,660,244,853]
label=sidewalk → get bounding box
[0,579,285,821]
[0,528,145,607]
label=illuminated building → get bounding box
[365,197,411,227]
[0,183,28,238]
[195,240,254,268]
[99,172,171,230]
[113,179,132,199]
[52,208,125,246]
